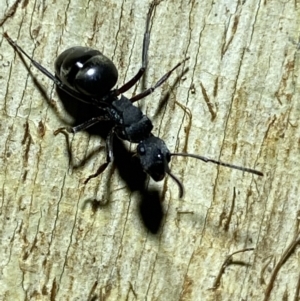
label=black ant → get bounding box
[4,2,263,198]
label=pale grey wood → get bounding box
[1,0,300,300]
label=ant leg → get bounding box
[114,2,157,95]
[4,33,62,85]
[84,128,115,184]
[130,57,189,103]
[54,115,111,135]
[4,32,107,106]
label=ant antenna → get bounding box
[171,153,263,176]
[167,152,263,198]
[167,171,184,198]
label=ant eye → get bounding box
[157,151,162,160]
[137,144,146,155]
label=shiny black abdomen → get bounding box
[55,46,118,98]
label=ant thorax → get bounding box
[111,96,153,143]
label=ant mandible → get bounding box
[4,1,263,198]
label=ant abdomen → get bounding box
[54,46,118,97]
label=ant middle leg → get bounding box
[54,115,111,135]
[84,128,115,184]
[115,1,158,95]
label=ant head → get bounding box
[137,136,186,197]
[137,136,171,182]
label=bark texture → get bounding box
[1,0,300,300]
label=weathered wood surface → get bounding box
[1,0,300,300]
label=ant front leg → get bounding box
[114,1,157,95]
[84,128,115,184]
